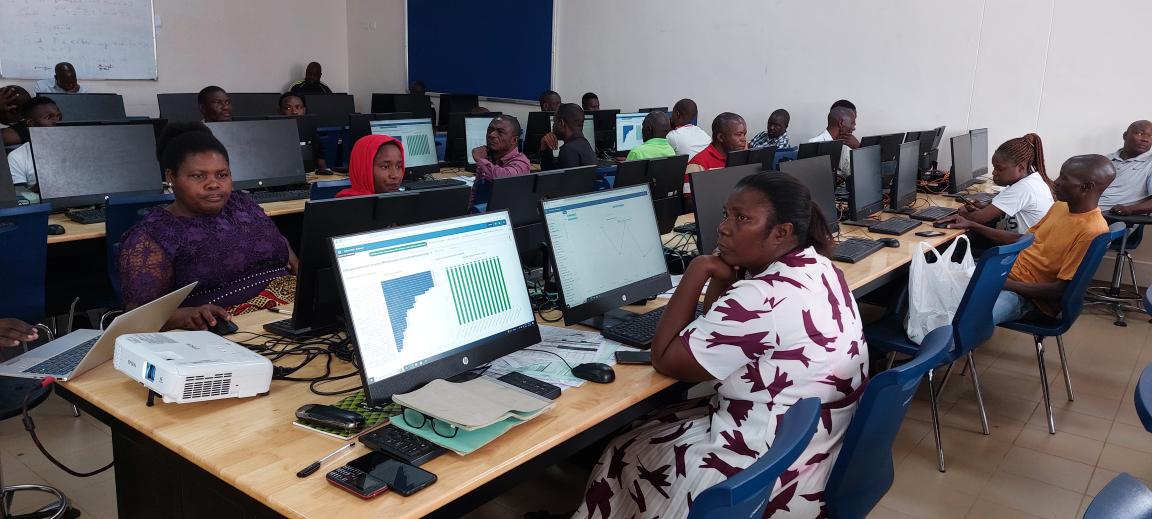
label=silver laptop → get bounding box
[0,283,197,381]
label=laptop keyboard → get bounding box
[23,336,101,376]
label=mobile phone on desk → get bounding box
[915,230,946,238]
[326,453,389,499]
[615,350,652,364]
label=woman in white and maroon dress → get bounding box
[574,172,868,518]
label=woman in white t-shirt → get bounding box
[959,133,1054,234]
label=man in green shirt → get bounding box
[626,111,677,161]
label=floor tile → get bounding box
[978,471,1085,519]
[1086,468,1121,497]
[965,499,1045,519]
[1014,427,1105,466]
[1106,421,1152,454]
[997,446,1094,493]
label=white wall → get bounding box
[346,0,407,113]
[2,0,350,118]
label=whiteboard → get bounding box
[0,0,158,80]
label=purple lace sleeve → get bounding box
[119,228,174,309]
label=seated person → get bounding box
[748,108,790,150]
[572,172,865,518]
[0,318,38,348]
[538,90,561,112]
[958,133,1054,234]
[336,134,405,197]
[686,112,747,172]
[119,123,298,330]
[581,92,600,112]
[278,92,328,172]
[540,103,595,170]
[808,106,858,177]
[198,86,232,123]
[1099,120,1152,215]
[1,85,32,145]
[938,155,1115,322]
[625,111,676,161]
[33,62,87,94]
[471,115,530,205]
[288,62,333,94]
[7,97,62,192]
[666,98,711,157]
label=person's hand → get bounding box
[692,254,741,289]
[471,145,488,163]
[287,247,299,276]
[839,133,860,149]
[0,87,20,113]
[1112,204,1133,216]
[541,132,559,151]
[935,214,973,230]
[0,318,38,347]
[166,305,231,331]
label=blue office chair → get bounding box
[1083,473,1152,519]
[998,223,1125,434]
[824,325,954,519]
[104,193,174,307]
[1135,364,1152,433]
[864,233,1034,471]
[309,179,351,201]
[687,398,821,519]
[0,204,51,324]
[1087,219,1146,326]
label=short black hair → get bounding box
[157,122,230,174]
[493,114,521,136]
[711,112,744,135]
[539,90,560,102]
[581,92,598,104]
[279,92,306,108]
[197,85,227,105]
[22,96,58,118]
[770,109,790,123]
[555,103,584,130]
[831,99,856,112]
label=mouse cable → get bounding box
[521,348,575,373]
[22,378,114,478]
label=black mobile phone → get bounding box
[357,454,438,496]
[915,230,946,238]
[326,454,389,499]
[615,350,652,364]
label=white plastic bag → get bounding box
[905,235,975,344]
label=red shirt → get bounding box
[689,143,727,170]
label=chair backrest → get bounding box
[687,398,821,519]
[952,233,1034,357]
[1136,364,1152,433]
[1110,222,1144,251]
[1084,472,1152,519]
[824,325,954,519]
[0,203,51,322]
[105,193,175,303]
[310,179,351,201]
[1056,222,1127,332]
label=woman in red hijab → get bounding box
[336,134,405,197]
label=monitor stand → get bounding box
[883,207,917,215]
[578,308,642,331]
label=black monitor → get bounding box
[542,184,671,327]
[271,185,471,338]
[463,113,502,170]
[613,159,648,188]
[488,166,598,265]
[157,93,201,123]
[931,126,947,150]
[688,163,764,254]
[57,118,168,142]
[904,131,922,144]
[523,111,553,157]
[638,107,668,113]
[726,149,751,167]
[329,210,540,404]
[347,113,415,159]
[0,148,19,207]
[848,145,884,220]
[301,93,356,127]
[890,140,920,211]
[970,128,989,179]
[949,133,975,193]
[229,93,282,117]
[40,93,127,122]
[779,158,840,234]
[371,93,435,122]
[860,133,905,162]
[205,119,307,190]
[31,125,163,209]
[535,165,598,200]
[649,154,690,199]
[365,118,440,177]
[747,146,777,170]
[232,115,320,143]
[488,174,538,227]
[588,109,621,152]
[437,94,479,127]
[797,141,844,178]
[446,111,500,164]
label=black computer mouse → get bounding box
[878,238,900,248]
[47,224,65,235]
[933,222,952,229]
[208,319,239,336]
[572,363,616,384]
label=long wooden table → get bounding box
[54,192,969,518]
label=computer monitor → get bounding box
[31,125,163,209]
[445,111,500,165]
[465,113,501,166]
[890,140,920,211]
[273,185,471,338]
[347,113,415,160]
[638,107,668,113]
[615,112,647,152]
[437,94,479,128]
[205,119,307,190]
[57,118,168,142]
[39,93,127,122]
[689,164,764,254]
[726,149,751,167]
[370,93,435,122]
[797,141,844,178]
[542,185,671,327]
[229,93,281,117]
[904,131,923,144]
[588,109,620,152]
[860,133,905,162]
[157,93,201,123]
[747,146,777,170]
[488,166,597,266]
[0,148,19,208]
[368,118,440,177]
[330,210,540,404]
[848,145,884,220]
[535,165,598,200]
[613,159,648,188]
[301,94,356,127]
[649,154,690,199]
[970,128,989,179]
[779,159,840,234]
[523,111,553,157]
[949,133,975,193]
[549,114,595,149]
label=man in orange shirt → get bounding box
[938,154,1116,323]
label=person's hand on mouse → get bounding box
[935,214,972,230]
[165,305,231,331]
[0,318,38,347]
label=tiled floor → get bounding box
[6,306,1151,519]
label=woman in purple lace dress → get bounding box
[118,123,298,330]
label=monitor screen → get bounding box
[542,185,670,325]
[849,145,884,220]
[369,118,439,168]
[970,128,989,179]
[689,164,764,255]
[331,211,538,402]
[549,114,595,150]
[950,133,975,193]
[31,125,162,209]
[465,114,499,165]
[615,112,646,152]
[157,93,201,123]
[892,140,920,210]
[40,93,126,122]
[206,119,307,190]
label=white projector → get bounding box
[113,331,273,404]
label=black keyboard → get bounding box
[247,189,310,204]
[400,178,466,191]
[911,206,958,222]
[66,208,106,225]
[831,238,886,263]
[961,192,995,205]
[673,222,698,234]
[868,218,921,236]
[359,424,447,466]
[601,303,706,350]
[24,336,100,376]
[497,372,561,400]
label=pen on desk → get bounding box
[296,443,355,478]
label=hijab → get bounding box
[336,134,405,198]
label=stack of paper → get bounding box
[484,327,625,388]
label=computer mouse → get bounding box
[933,222,952,229]
[47,224,65,235]
[571,362,616,384]
[878,238,900,248]
[208,319,239,336]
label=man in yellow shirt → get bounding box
[939,154,1116,322]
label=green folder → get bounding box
[391,415,525,455]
